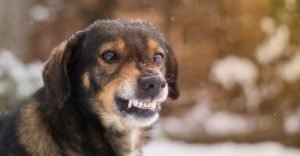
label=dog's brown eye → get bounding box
[101,50,119,63]
[153,53,164,65]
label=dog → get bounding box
[0,19,179,156]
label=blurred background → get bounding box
[1,0,300,155]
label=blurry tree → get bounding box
[0,0,33,58]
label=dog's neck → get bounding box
[105,126,147,156]
[95,106,149,156]
[30,90,149,156]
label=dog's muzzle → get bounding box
[115,74,168,126]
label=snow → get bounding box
[30,5,50,21]
[277,52,300,83]
[284,113,300,135]
[144,126,300,156]
[210,55,258,90]
[210,55,260,111]
[144,137,300,156]
[203,112,254,137]
[284,107,300,135]
[256,19,290,65]
[260,17,276,35]
[0,49,43,98]
[163,102,255,137]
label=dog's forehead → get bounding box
[92,20,164,38]
[84,20,166,52]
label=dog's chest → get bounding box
[127,129,141,156]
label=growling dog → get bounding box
[0,19,179,156]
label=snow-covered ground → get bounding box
[144,137,300,156]
[143,125,300,156]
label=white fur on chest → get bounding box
[126,129,141,156]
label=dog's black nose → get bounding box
[138,75,166,99]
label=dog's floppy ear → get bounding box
[42,32,83,107]
[165,45,179,99]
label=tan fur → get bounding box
[95,77,126,130]
[17,102,61,156]
[95,63,140,125]
[147,39,164,56]
[122,63,141,80]
[128,129,141,156]
[82,72,91,90]
[92,62,145,156]
[99,39,126,55]
[114,39,126,53]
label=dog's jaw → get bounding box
[115,80,168,127]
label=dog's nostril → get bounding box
[143,83,155,90]
[161,82,166,88]
[149,84,155,89]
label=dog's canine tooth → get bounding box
[151,101,156,109]
[128,100,133,108]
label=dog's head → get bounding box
[42,20,179,128]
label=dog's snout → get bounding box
[138,75,166,99]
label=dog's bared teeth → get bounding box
[129,100,158,110]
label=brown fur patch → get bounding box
[99,39,126,55]
[96,63,140,114]
[114,39,126,54]
[82,72,90,90]
[147,38,164,56]
[92,62,143,155]
[121,62,141,82]
[147,38,166,71]
[95,77,125,130]
[17,102,60,156]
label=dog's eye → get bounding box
[153,53,164,65]
[101,50,119,63]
